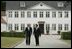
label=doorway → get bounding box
[39,24,44,34]
[38,21,45,34]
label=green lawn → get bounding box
[1,37,24,48]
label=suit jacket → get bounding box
[25,27,32,36]
[33,27,41,37]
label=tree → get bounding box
[1,1,6,11]
[64,1,71,8]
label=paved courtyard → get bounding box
[14,35,71,48]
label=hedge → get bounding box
[1,32,25,38]
[57,31,60,35]
[61,31,71,40]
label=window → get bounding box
[46,24,50,31]
[21,11,25,18]
[65,11,68,18]
[15,24,19,30]
[27,11,31,18]
[58,2,64,7]
[15,11,18,18]
[58,12,62,18]
[64,24,69,30]
[46,12,50,18]
[33,11,37,18]
[52,24,56,30]
[8,11,12,17]
[40,11,43,18]
[8,24,12,30]
[20,1,25,7]
[58,24,62,30]
[21,24,25,31]
[52,12,56,18]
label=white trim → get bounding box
[27,2,56,10]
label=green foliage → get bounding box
[1,1,6,11]
[61,31,71,40]
[57,31,60,35]
[1,32,25,38]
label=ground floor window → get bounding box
[21,24,25,31]
[7,23,70,32]
[64,24,69,30]
[52,24,56,30]
[58,24,62,30]
[46,24,50,31]
[8,24,12,30]
[15,24,19,30]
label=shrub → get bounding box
[61,31,71,40]
[57,31,60,35]
[1,32,25,38]
[9,30,16,33]
[2,31,7,32]
[46,30,49,35]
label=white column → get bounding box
[12,10,14,18]
[18,11,21,32]
[49,11,52,34]
[25,11,27,18]
[30,11,32,18]
[56,24,58,32]
[56,11,58,18]
[50,10,52,18]
[62,11,64,19]
[31,11,33,18]
[19,11,21,18]
[37,11,39,18]
[19,23,21,32]
[44,23,46,34]
[69,11,71,31]
[12,11,14,31]
[12,23,14,31]
[44,11,46,18]
[63,24,64,32]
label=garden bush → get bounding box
[57,31,60,35]
[1,32,25,38]
[61,31,71,40]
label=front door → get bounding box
[39,24,44,34]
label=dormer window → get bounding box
[20,1,25,7]
[57,2,64,7]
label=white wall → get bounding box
[1,24,7,32]
[6,10,71,34]
[28,2,55,10]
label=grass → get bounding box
[1,37,24,48]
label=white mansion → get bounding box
[1,1,71,34]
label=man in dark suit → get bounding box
[33,24,41,46]
[25,24,32,45]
